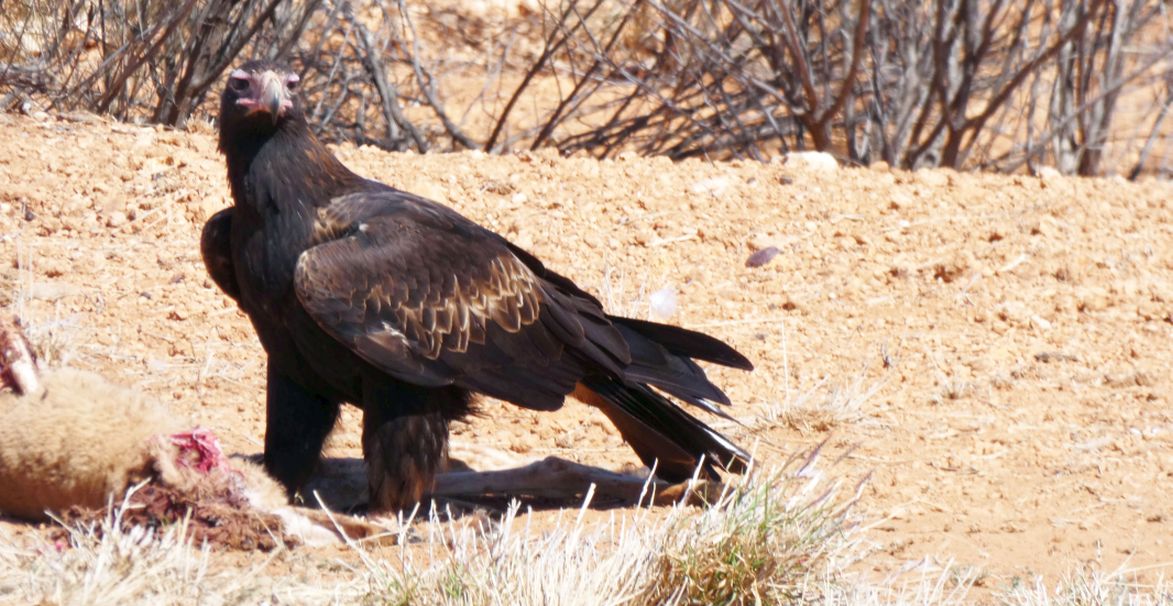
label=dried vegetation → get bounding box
[1,0,1169,175]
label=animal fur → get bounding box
[0,368,183,520]
[0,366,363,547]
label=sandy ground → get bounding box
[0,110,1170,593]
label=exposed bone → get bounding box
[309,453,721,511]
[433,456,718,506]
[0,316,43,396]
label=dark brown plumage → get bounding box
[202,60,754,511]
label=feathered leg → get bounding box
[362,380,469,512]
[263,362,341,499]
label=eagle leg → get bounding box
[361,380,462,512]
[263,362,341,500]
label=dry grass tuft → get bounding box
[764,371,884,433]
[643,457,862,604]
[0,486,355,604]
[0,459,1167,604]
[350,446,867,605]
[6,241,78,367]
[1001,563,1172,606]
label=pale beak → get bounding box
[258,71,286,125]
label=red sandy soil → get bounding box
[0,109,1169,591]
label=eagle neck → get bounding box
[224,120,358,218]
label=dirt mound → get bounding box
[0,110,1170,586]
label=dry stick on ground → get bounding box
[434,456,717,506]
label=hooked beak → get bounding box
[233,68,292,124]
[257,71,286,125]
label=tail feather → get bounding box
[622,359,734,417]
[576,379,750,483]
[611,317,753,371]
[611,319,748,417]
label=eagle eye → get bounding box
[285,74,300,91]
[228,76,250,93]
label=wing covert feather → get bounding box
[293,190,628,409]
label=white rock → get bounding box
[1036,166,1062,180]
[690,176,729,197]
[784,151,839,173]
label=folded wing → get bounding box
[293,189,630,410]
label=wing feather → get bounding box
[200,208,240,302]
[294,189,627,410]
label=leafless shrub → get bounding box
[292,1,425,150]
[542,0,855,160]
[857,1,1098,169]
[483,0,628,153]
[0,0,489,150]
[534,0,1170,175]
[291,0,485,152]
[0,0,320,126]
[1006,0,1173,176]
[2,0,1168,175]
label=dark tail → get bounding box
[611,317,753,371]
[576,379,750,483]
[574,317,753,483]
[610,316,750,416]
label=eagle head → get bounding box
[219,60,302,149]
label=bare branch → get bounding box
[351,10,427,151]
[395,0,477,149]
